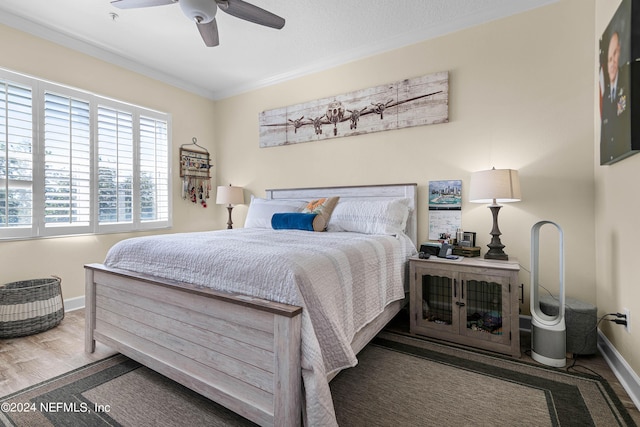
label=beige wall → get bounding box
[0,25,217,299]
[595,0,640,378]
[214,0,596,313]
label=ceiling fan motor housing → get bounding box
[111,0,284,47]
[180,0,217,23]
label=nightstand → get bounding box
[409,256,521,357]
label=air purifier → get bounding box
[530,221,566,367]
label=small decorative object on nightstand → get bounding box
[216,184,244,229]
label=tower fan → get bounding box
[530,220,566,367]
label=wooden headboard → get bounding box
[265,183,418,247]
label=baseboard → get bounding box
[64,295,85,312]
[598,330,640,410]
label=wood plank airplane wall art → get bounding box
[259,71,449,148]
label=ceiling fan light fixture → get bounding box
[180,0,217,23]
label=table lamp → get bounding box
[469,168,521,260]
[216,185,244,229]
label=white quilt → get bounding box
[104,228,416,426]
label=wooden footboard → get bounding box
[85,264,303,427]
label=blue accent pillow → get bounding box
[271,213,318,231]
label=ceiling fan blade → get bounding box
[217,0,285,29]
[111,0,177,9]
[197,19,220,47]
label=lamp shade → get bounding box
[216,185,244,206]
[469,168,521,204]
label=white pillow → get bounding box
[244,196,307,229]
[327,198,411,235]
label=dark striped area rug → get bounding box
[1,330,635,426]
[335,331,636,426]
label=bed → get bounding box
[85,183,418,426]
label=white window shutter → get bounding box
[0,69,172,240]
[42,91,92,235]
[0,80,35,238]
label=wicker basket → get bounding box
[0,277,64,338]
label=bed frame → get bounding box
[85,183,417,427]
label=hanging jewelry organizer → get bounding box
[180,137,212,207]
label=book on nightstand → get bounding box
[452,246,481,257]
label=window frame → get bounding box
[0,68,172,240]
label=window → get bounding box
[139,116,169,223]
[0,69,171,240]
[0,79,33,239]
[97,106,134,226]
[43,91,92,234]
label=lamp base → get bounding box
[226,206,234,229]
[484,204,509,260]
[485,248,509,260]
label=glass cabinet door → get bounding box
[459,274,511,345]
[417,269,459,333]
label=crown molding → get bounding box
[0,10,216,100]
[1,0,558,101]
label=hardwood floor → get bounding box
[0,309,115,395]
[1,309,639,425]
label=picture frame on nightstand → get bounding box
[462,231,476,247]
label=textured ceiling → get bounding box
[0,0,557,100]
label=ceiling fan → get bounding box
[110,0,285,47]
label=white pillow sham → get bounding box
[244,196,307,229]
[327,198,411,235]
